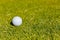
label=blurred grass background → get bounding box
[0,0,60,40]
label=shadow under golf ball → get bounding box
[10,22,14,26]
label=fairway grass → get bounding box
[0,0,60,40]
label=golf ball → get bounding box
[12,16,22,26]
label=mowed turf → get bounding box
[0,0,60,40]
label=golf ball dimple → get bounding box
[12,16,22,26]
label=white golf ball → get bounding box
[12,16,22,26]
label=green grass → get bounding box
[0,0,60,40]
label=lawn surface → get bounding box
[0,0,60,40]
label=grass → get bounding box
[0,0,60,40]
